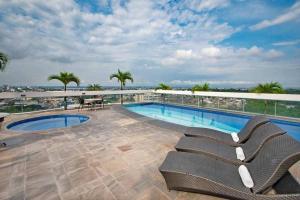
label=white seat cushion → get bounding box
[231,132,239,142]
[236,147,245,161]
[238,165,254,188]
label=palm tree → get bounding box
[0,51,9,71]
[155,83,172,90]
[202,83,210,91]
[191,84,202,93]
[191,83,210,93]
[191,83,210,106]
[251,82,284,94]
[0,49,8,147]
[155,83,172,103]
[110,69,133,104]
[87,84,102,91]
[48,72,80,110]
[251,82,284,113]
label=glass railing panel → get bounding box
[0,97,65,113]
[122,94,138,103]
[244,99,275,115]
[1,91,299,119]
[275,101,300,118]
[218,98,243,111]
[201,97,217,109]
[182,96,198,107]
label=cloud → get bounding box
[201,46,221,57]
[175,50,195,59]
[161,57,183,66]
[265,49,284,59]
[272,39,300,46]
[0,0,299,88]
[162,45,283,65]
[250,1,300,30]
[191,0,230,11]
[170,80,253,86]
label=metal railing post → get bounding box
[242,99,245,112]
[197,97,200,107]
[21,94,26,113]
[274,101,277,116]
[217,98,220,109]
[181,95,184,104]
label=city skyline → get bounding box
[0,0,300,87]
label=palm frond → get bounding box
[191,84,202,93]
[48,72,80,86]
[110,69,134,86]
[48,75,63,82]
[87,84,102,91]
[251,82,284,94]
[110,73,120,81]
[191,83,210,93]
[68,73,80,86]
[156,83,172,90]
[0,52,9,71]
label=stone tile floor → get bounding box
[0,106,299,200]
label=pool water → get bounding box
[125,103,300,141]
[7,114,89,131]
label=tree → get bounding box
[251,82,284,114]
[0,51,8,148]
[48,72,80,110]
[202,83,210,91]
[251,82,284,94]
[191,83,210,93]
[87,84,102,91]
[191,84,202,93]
[110,69,133,104]
[155,83,172,90]
[155,83,172,103]
[0,51,9,71]
[191,83,210,106]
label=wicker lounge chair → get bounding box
[159,134,300,200]
[176,123,286,165]
[185,115,270,146]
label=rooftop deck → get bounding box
[0,106,299,200]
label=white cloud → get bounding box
[265,49,283,59]
[162,45,283,65]
[272,39,300,46]
[242,46,262,56]
[175,49,194,59]
[250,1,300,30]
[161,57,183,66]
[201,46,221,57]
[170,80,253,86]
[218,45,280,59]
[0,0,298,87]
[191,0,230,11]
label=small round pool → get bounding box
[7,114,89,132]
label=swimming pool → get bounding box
[124,103,300,141]
[7,114,89,131]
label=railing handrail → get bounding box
[0,90,154,99]
[154,90,300,102]
[1,89,300,102]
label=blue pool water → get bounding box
[124,103,300,141]
[7,114,89,131]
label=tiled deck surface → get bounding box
[0,106,299,200]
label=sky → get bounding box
[0,0,300,88]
